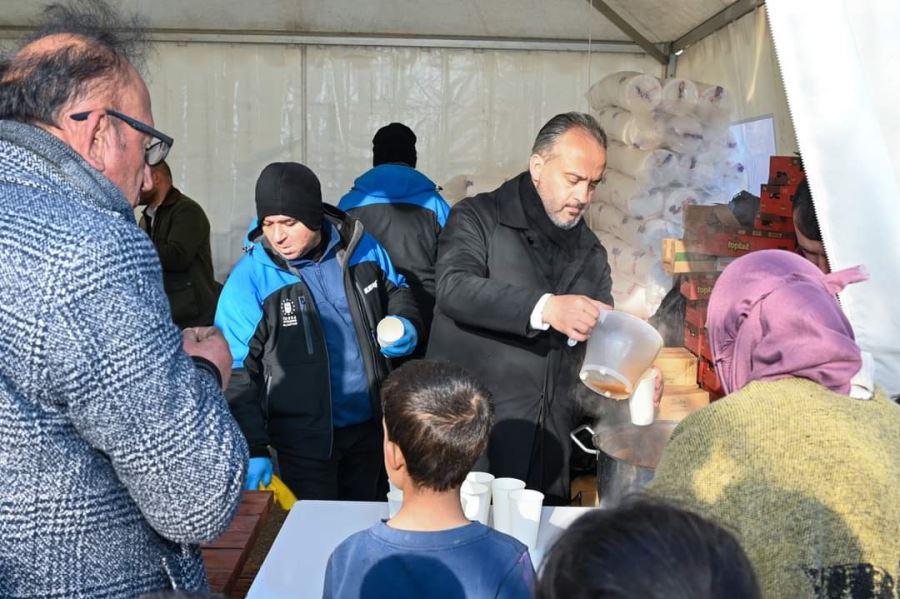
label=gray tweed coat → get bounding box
[0,121,248,598]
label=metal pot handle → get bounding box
[570,424,599,456]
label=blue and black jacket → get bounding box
[215,205,421,460]
[338,164,449,349]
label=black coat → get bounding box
[427,173,613,503]
[139,187,221,328]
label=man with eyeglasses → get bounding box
[0,2,246,597]
[139,161,222,328]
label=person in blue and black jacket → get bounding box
[216,162,422,501]
[338,123,450,353]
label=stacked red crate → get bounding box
[672,156,803,398]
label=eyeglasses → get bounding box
[70,109,174,166]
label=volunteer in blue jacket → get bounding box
[216,162,422,500]
[338,123,450,353]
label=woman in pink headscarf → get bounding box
[649,250,900,599]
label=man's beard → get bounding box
[548,210,583,230]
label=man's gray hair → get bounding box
[0,0,148,125]
[531,112,608,157]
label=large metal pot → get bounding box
[571,420,676,508]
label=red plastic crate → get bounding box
[683,228,796,257]
[684,323,713,363]
[768,156,804,190]
[699,358,724,399]
[680,274,719,301]
[759,184,793,219]
[685,300,708,330]
[754,214,795,233]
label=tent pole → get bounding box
[583,0,668,64]
[672,0,765,54]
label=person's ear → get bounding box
[68,111,112,174]
[529,152,545,185]
[384,438,406,473]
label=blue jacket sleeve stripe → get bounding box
[339,191,450,228]
[215,255,297,367]
[348,233,408,289]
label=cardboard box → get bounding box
[653,347,698,387]
[768,155,804,190]
[680,274,719,301]
[685,300,708,330]
[759,184,793,219]
[658,385,711,422]
[682,204,796,256]
[662,239,736,274]
[698,358,724,398]
[684,323,713,362]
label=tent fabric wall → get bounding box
[767,0,900,396]
[145,42,661,278]
[673,5,797,155]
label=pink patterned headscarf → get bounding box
[707,250,868,395]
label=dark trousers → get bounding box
[277,420,386,501]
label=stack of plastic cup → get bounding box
[491,478,526,535]
[460,480,490,525]
[509,489,545,552]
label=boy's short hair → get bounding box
[536,497,761,599]
[381,360,493,492]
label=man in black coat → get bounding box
[427,113,613,504]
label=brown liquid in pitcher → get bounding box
[590,381,631,396]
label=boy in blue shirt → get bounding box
[323,360,535,598]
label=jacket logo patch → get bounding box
[363,281,378,294]
[281,299,298,327]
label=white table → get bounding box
[248,500,594,598]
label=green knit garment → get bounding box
[649,377,900,598]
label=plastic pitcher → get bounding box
[579,310,663,399]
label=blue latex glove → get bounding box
[379,316,418,358]
[245,457,273,491]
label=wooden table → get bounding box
[248,500,594,598]
[202,490,273,596]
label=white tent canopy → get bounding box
[2,0,754,47]
[2,1,895,392]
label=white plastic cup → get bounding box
[377,316,405,348]
[509,489,544,552]
[465,472,495,505]
[628,369,657,426]
[386,490,403,518]
[491,478,526,535]
[460,480,490,525]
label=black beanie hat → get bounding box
[254,162,323,232]
[373,123,417,168]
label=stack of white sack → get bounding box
[678,152,746,197]
[589,203,680,258]
[440,169,520,205]
[658,78,699,116]
[593,232,670,320]
[594,106,666,150]
[592,170,663,219]
[606,141,679,186]
[695,83,737,126]
[587,71,662,115]
[584,71,743,318]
